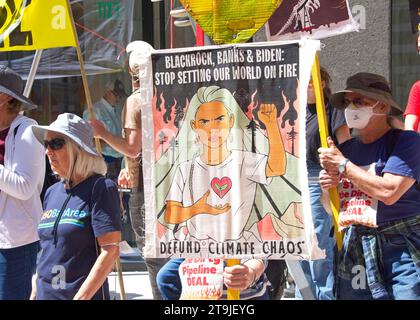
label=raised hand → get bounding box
[258,103,278,127]
[89,119,107,139]
[118,168,133,188]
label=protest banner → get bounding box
[338,165,378,230]
[0,0,76,51]
[179,258,224,300]
[266,0,358,41]
[135,40,324,261]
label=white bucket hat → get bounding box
[31,113,99,156]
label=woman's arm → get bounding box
[90,97,142,158]
[73,231,121,300]
[258,103,286,177]
[0,124,45,200]
[91,121,141,158]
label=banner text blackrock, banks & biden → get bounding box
[160,240,304,255]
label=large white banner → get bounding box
[136,40,324,260]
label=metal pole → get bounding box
[23,49,43,97]
[286,260,315,300]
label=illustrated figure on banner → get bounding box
[157,85,304,247]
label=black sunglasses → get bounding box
[44,138,66,150]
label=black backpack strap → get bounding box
[13,125,20,137]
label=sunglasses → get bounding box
[44,138,66,150]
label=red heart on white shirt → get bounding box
[211,177,232,198]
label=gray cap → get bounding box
[31,113,99,156]
[330,72,402,116]
[0,65,37,110]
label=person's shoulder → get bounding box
[338,137,356,150]
[44,180,64,200]
[46,180,62,192]
[398,129,420,144]
[16,116,37,131]
[127,91,141,103]
[92,175,117,191]
[125,93,141,112]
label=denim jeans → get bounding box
[0,241,39,300]
[295,183,335,300]
[129,188,168,300]
[156,258,184,300]
[336,221,420,300]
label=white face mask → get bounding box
[344,101,380,129]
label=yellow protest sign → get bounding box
[0,0,76,51]
[180,0,283,44]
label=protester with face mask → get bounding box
[0,66,45,300]
[294,68,350,300]
[318,72,420,300]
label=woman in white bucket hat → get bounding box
[30,113,121,300]
[0,65,45,300]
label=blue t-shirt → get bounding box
[36,174,121,300]
[339,129,420,225]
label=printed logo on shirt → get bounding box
[38,208,88,229]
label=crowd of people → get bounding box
[0,41,419,300]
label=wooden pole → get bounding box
[311,52,343,251]
[66,0,126,300]
[66,0,102,154]
[115,256,126,300]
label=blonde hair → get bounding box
[65,139,107,182]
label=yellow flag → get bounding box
[180,0,283,44]
[0,0,76,51]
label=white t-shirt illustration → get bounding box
[166,150,270,242]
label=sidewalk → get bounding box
[108,271,153,300]
[108,247,153,300]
